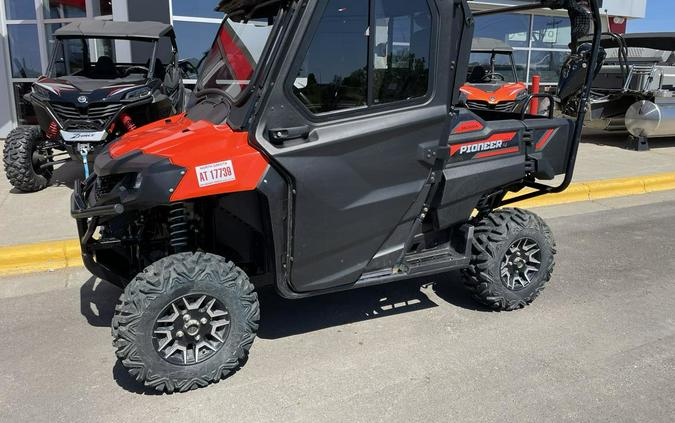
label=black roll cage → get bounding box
[477,0,604,206]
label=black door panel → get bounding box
[275,106,447,292]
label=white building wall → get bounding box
[601,0,647,19]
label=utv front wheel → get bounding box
[464,208,556,311]
[112,252,260,393]
[2,126,53,192]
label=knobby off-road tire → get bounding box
[2,126,53,192]
[112,252,260,393]
[464,208,556,311]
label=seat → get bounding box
[467,65,488,84]
[93,56,118,79]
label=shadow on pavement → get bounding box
[51,161,83,188]
[80,276,121,327]
[582,131,675,150]
[257,270,491,339]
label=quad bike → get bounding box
[3,21,185,192]
[71,0,603,392]
[461,37,530,113]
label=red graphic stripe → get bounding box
[452,120,484,134]
[450,132,518,156]
[536,128,556,150]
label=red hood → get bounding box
[460,82,527,103]
[109,114,269,202]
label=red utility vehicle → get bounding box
[461,38,529,113]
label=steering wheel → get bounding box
[483,72,506,82]
[124,66,149,77]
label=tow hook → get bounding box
[78,144,91,178]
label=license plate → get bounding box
[60,130,107,142]
[195,160,236,187]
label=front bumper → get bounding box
[71,149,185,287]
[71,176,126,219]
[72,177,130,287]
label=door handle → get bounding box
[268,125,310,144]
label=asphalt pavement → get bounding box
[0,196,673,423]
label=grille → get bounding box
[466,100,517,112]
[95,174,127,200]
[51,103,123,130]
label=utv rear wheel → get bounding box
[464,208,556,311]
[2,126,53,192]
[112,252,260,393]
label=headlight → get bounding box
[515,90,529,101]
[123,87,152,101]
[132,173,143,190]
[32,84,52,99]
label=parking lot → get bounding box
[1,195,674,422]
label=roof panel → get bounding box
[54,21,174,40]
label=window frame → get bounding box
[284,0,438,121]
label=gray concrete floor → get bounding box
[1,196,673,423]
[2,133,675,246]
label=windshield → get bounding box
[48,37,173,80]
[467,52,518,83]
[196,16,276,99]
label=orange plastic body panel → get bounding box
[108,115,268,202]
[460,82,527,103]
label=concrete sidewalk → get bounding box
[1,132,675,247]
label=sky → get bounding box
[627,0,673,33]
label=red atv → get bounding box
[71,0,603,392]
[461,38,529,113]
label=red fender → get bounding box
[109,115,268,202]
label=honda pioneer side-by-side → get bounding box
[3,21,186,192]
[461,38,529,113]
[71,0,603,392]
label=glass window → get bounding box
[13,83,37,125]
[93,0,113,16]
[45,0,86,19]
[174,21,221,76]
[531,16,572,49]
[512,50,528,82]
[529,50,569,83]
[8,25,42,78]
[46,24,85,77]
[372,0,431,104]
[467,52,518,83]
[293,0,369,113]
[474,13,530,48]
[197,18,275,99]
[5,0,36,20]
[172,0,223,18]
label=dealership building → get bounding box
[0,0,647,137]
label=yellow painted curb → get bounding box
[0,239,82,277]
[1,172,675,278]
[509,171,675,208]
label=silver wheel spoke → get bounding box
[153,294,231,366]
[500,237,542,291]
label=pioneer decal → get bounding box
[450,132,518,159]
